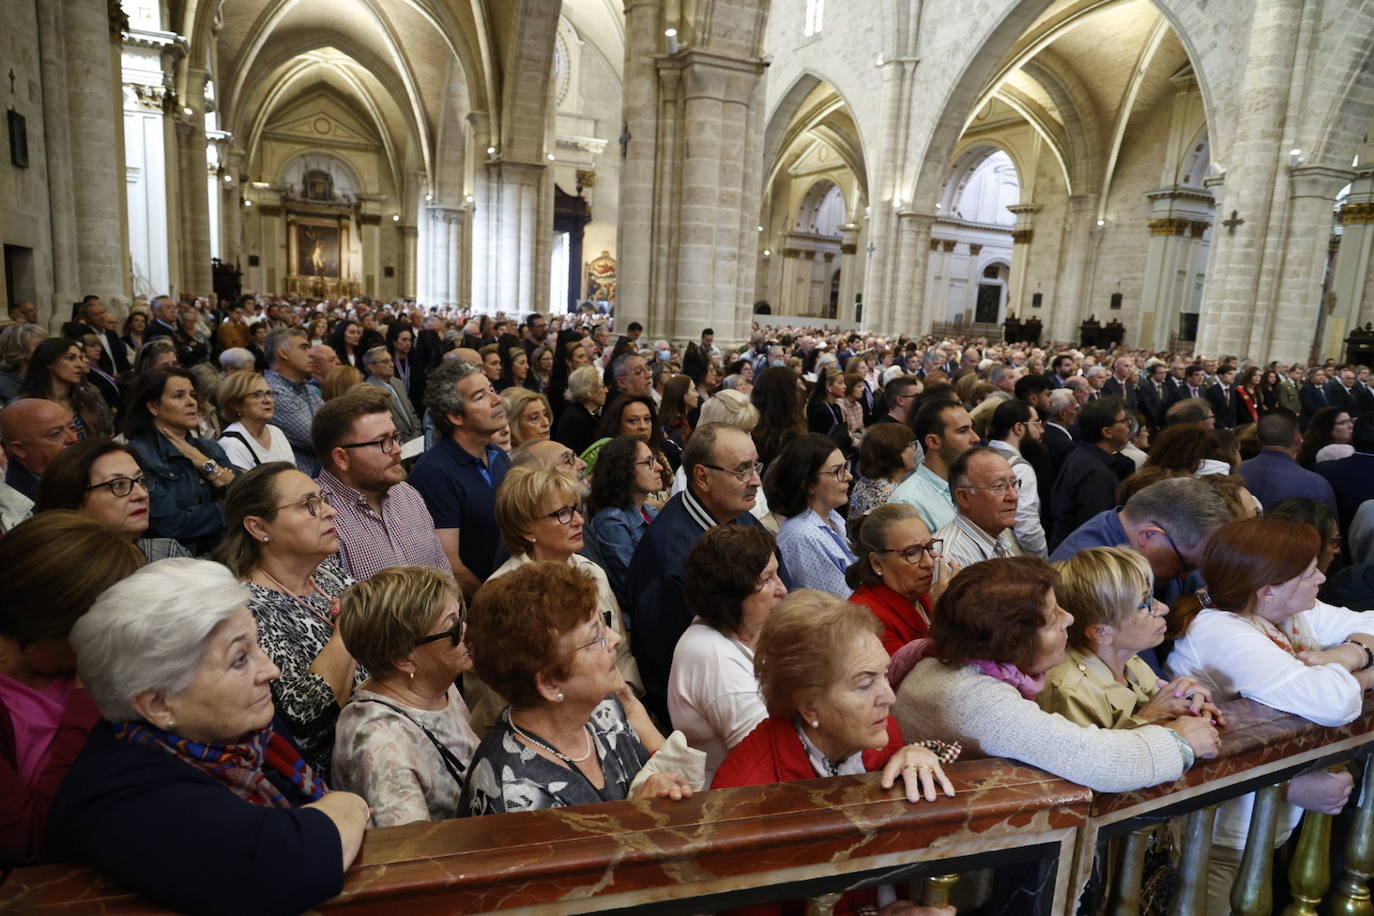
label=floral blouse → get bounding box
[243,557,366,780]
[332,685,479,827]
[459,696,649,816]
[849,476,897,517]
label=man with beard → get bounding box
[987,398,1048,557]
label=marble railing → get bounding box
[4,694,1374,915]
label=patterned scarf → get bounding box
[115,721,328,807]
[888,637,1046,699]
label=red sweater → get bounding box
[711,715,906,916]
[849,583,932,656]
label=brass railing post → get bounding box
[1109,827,1151,916]
[1281,811,1332,916]
[1232,784,1284,916]
[1172,806,1217,916]
[921,873,960,907]
[1332,759,1374,916]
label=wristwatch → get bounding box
[200,460,221,478]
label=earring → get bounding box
[810,719,820,729]
[165,719,177,731]
[409,670,415,681]
[556,691,566,702]
[262,535,270,543]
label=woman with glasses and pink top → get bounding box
[213,462,365,780]
[331,566,479,826]
[460,561,690,816]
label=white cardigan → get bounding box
[892,658,1188,794]
[1167,600,1374,848]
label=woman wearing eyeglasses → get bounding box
[215,371,295,469]
[846,503,953,654]
[461,561,690,816]
[584,435,662,608]
[214,462,365,780]
[465,466,642,736]
[332,566,479,826]
[1041,547,1222,731]
[769,434,858,598]
[33,437,190,562]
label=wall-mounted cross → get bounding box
[866,242,876,257]
[1221,210,1245,235]
[7,69,15,96]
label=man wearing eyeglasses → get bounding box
[627,423,789,723]
[362,346,421,442]
[937,448,1024,569]
[312,388,450,582]
[0,398,79,499]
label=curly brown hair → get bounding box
[930,556,1059,672]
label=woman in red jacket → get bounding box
[846,504,954,654]
[712,590,958,916]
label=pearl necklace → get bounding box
[505,710,595,764]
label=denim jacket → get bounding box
[586,504,658,609]
[127,431,234,555]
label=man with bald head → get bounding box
[0,398,78,498]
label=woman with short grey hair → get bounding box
[552,364,607,454]
[0,323,47,404]
[50,558,370,915]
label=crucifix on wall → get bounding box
[1221,210,1245,235]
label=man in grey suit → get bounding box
[363,346,422,442]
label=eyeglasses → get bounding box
[569,620,610,654]
[542,503,584,525]
[85,474,155,497]
[820,464,852,481]
[704,461,764,482]
[274,492,332,518]
[245,389,274,401]
[416,615,467,647]
[1160,528,1193,576]
[1133,597,1167,619]
[338,433,405,454]
[632,456,660,470]
[960,479,1022,495]
[876,539,944,563]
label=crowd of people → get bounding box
[4,291,1374,915]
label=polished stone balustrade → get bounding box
[4,694,1374,915]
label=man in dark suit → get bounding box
[143,296,180,342]
[1205,365,1240,428]
[1137,362,1169,429]
[65,297,130,376]
[1325,367,1363,419]
[1047,353,1076,388]
[1300,370,1331,429]
[1167,364,1208,408]
[1356,367,1374,416]
[1102,356,1138,411]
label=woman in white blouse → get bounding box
[1167,516,1374,914]
[216,371,296,470]
[667,525,787,781]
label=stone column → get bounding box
[779,245,805,314]
[1327,170,1374,347]
[479,160,546,317]
[1196,0,1304,358]
[176,67,213,297]
[615,0,660,331]
[220,147,245,268]
[894,211,933,334]
[837,222,861,322]
[400,225,418,299]
[1005,203,1040,316]
[1050,194,1099,342]
[1139,190,1215,350]
[1271,166,1350,363]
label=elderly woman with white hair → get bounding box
[551,364,606,454]
[48,558,370,916]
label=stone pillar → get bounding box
[477,160,546,317]
[615,0,660,330]
[400,225,418,299]
[837,222,860,322]
[121,24,183,299]
[966,242,986,323]
[1271,166,1350,363]
[423,205,465,307]
[220,147,245,268]
[1139,190,1215,349]
[894,211,933,334]
[1006,203,1040,316]
[779,246,805,315]
[1050,194,1099,342]
[1326,170,1374,350]
[1196,0,1304,358]
[176,67,213,298]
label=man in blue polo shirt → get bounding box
[410,359,510,599]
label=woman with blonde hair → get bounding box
[466,466,641,735]
[500,386,552,448]
[322,364,364,401]
[216,371,295,469]
[0,323,47,404]
[332,566,479,826]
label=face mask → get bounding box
[657,349,670,361]
[770,358,784,367]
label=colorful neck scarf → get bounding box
[115,721,328,808]
[888,637,1046,700]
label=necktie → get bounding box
[1190,386,1198,398]
[993,538,1011,559]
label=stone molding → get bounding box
[1341,203,1374,225]
[1148,217,1212,236]
[1010,228,1034,244]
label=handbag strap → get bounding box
[356,697,467,786]
[221,430,262,467]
